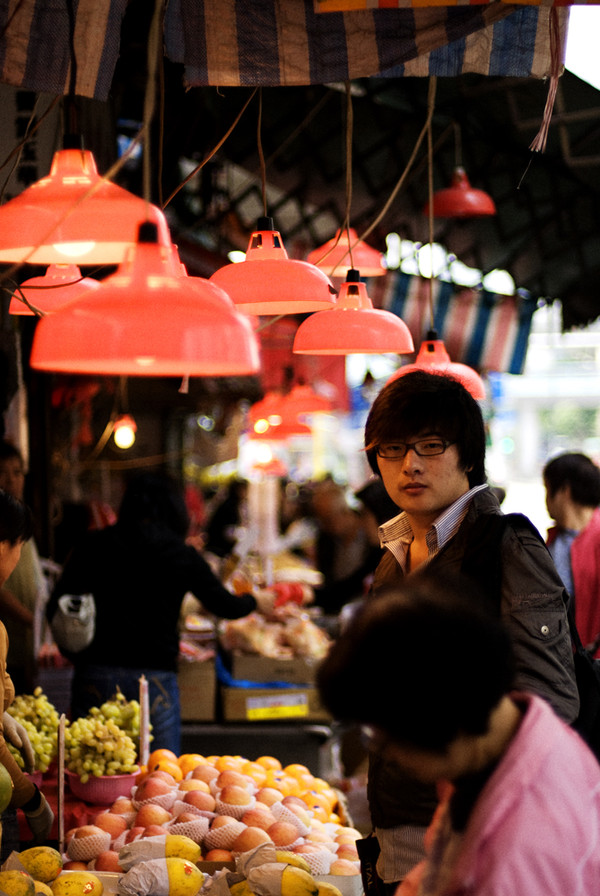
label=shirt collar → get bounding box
[379,484,488,566]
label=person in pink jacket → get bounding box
[544,451,600,657]
[317,574,600,896]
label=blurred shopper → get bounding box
[361,370,578,889]
[47,470,274,754]
[544,451,600,656]
[309,477,382,616]
[317,575,600,896]
[203,478,248,560]
[0,441,48,694]
[0,489,53,853]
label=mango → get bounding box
[164,835,202,864]
[316,884,343,896]
[0,870,35,896]
[165,857,204,896]
[281,866,319,896]
[50,872,104,896]
[19,848,63,884]
[275,852,311,874]
[229,881,255,896]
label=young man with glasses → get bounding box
[361,370,579,892]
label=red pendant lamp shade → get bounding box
[424,167,496,219]
[249,385,333,434]
[388,332,486,400]
[9,264,101,315]
[249,419,312,440]
[293,269,414,355]
[283,384,333,417]
[306,228,385,278]
[0,146,171,265]
[210,217,336,315]
[249,391,288,429]
[30,223,260,377]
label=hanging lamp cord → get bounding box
[426,77,436,332]
[343,80,354,271]
[311,81,354,274]
[257,88,268,217]
[357,77,437,254]
[162,89,258,209]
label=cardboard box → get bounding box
[228,651,319,685]
[178,659,216,721]
[220,685,331,722]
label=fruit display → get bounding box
[61,750,362,881]
[220,607,331,660]
[7,688,59,772]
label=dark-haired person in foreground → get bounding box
[361,370,578,889]
[317,576,600,895]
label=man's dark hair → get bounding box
[0,488,33,544]
[317,573,515,752]
[543,452,600,507]
[364,370,487,487]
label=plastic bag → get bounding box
[50,593,96,653]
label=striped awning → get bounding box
[0,0,569,101]
[316,0,597,9]
[371,272,538,374]
[169,1,567,87]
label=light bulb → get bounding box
[113,414,137,449]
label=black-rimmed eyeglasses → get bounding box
[376,438,453,460]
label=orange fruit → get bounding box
[283,763,311,780]
[178,753,206,776]
[148,748,179,769]
[215,755,245,773]
[151,758,183,781]
[294,772,316,791]
[264,769,285,786]
[242,761,268,786]
[306,803,330,824]
[301,791,332,814]
[255,755,282,771]
[311,778,338,809]
[279,775,301,797]
[310,777,331,793]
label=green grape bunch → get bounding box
[88,690,141,744]
[66,691,140,782]
[7,687,59,773]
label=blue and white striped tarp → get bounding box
[0,0,568,101]
[167,0,567,86]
